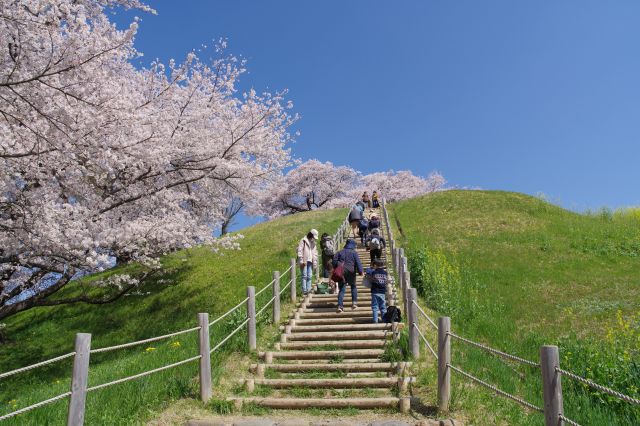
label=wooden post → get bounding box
[540,345,564,426]
[197,313,212,402]
[290,258,297,303]
[247,287,256,351]
[408,288,419,358]
[438,317,451,413]
[272,271,281,324]
[67,333,91,426]
[403,270,411,317]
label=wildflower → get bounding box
[170,341,181,348]
[8,399,17,407]
[145,347,156,352]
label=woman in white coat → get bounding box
[297,229,319,296]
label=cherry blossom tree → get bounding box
[0,0,295,319]
[361,170,446,202]
[256,160,360,218]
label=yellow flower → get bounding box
[170,341,181,348]
[8,399,17,407]
[145,347,156,352]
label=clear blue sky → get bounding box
[114,0,640,214]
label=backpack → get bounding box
[359,218,369,229]
[369,237,382,250]
[383,306,402,323]
[322,238,335,257]
[330,262,345,283]
[315,281,330,294]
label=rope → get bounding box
[0,352,75,379]
[256,295,277,317]
[282,265,293,275]
[279,279,292,295]
[447,332,539,368]
[556,367,640,405]
[0,391,71,421]
[413,322,438,359]
[255,279,275,297]
[448,363,543,413]
[210,318,249,353]
[412,300,438,330]
[559,414,582,426]
[86,355,201,392]
[91,327,201,354]
[209,297,249,327]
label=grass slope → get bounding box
[391,190,639,425]
[0,208,346,425]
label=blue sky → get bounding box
[114,1,640,218]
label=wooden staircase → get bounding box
[229,207,413,412]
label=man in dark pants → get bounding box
[333,239,364,313]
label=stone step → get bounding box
[276,339,386,350]
[251,362,410,374]
[284,331,393,341]
[259,349,384,361]
[245,377,410,390]
[228,397,410,412]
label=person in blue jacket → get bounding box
[365,258,388,323]
[332,239,364,313]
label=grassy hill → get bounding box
[0,208,346,425]
[390,190,639,425]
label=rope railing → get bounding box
[413,322,437,359]
[448,363,543,413]
[256,295,277,317]
[556,367,640,405]
[447,331,539,368]
[559,414,582,426]
[87,355,202,392]
[209,297,249,327]
[279,279,292,296]
[0,351,75,380]
[412,300,438,330]
[210,318,250,353]
[0,391,72,421]
[91,326,201,354]
[255,278,275,297]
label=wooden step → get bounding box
[302,307,372,313]
[280,323,400,332]
[291,317,379,325]
[229,397,410,412]
[246,377,405,389]
[296,311,373,319]
[259,349,384,361]
[251,362,410,373]
[277,339,386,350]
[285,331,392,341]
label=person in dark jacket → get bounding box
[358,217,369,246]
[365,258,388,323]
[348,205,363,238]
[368,215,381,231]
[333,239,363,312]
[372,191,380,208]
[366,228,386,266]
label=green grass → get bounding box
[390,190,640,425]
[0,208,346,425]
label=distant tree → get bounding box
[256,160,360,218]
[0,0,295,319]
[361,170,446,202]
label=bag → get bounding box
[359,218,369,229]
[383,306,402,323]
[362,274,373,289]
[322,238,335,257]
[369,237,382,250]
[315,281,330,294]
[330,262,345,283]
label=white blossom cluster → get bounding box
[0,0,294,318]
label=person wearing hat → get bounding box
[297,228,319,296]
[365,258,388,323]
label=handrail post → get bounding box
[290,258,297,303]
[438,317,451,413]
[408,288,419,358]
[272,271,281,324]
[540,345,564,426]
[403,269,410,318]
[67,333,91,426]
[197,313,212,402]
[247,287,256,351]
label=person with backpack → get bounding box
[297,229,319,296]
[372,191,380,208]
[358,216,369,246]
[320,233,336,278]
[362,192,372,208]
[348,205,363,237]
[365,258,388,323]
[366,228,386,266]
[332,238,363,313]
[368,215,381,231]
